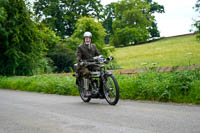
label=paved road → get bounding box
[0,89,200,133]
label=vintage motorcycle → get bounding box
[73,56,119,105]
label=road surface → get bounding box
[0,89,199,133]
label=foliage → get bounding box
[102,0,164,44]
[37,23,61,52]
[105,59,121,70]
[72,17,108,56]
[0,0,49,76]
[0,76,78,95]
[61,37,81,52]
[113,35,200,69]
[102,3,115,44]
[111,26,150,47]
[111,0,153,47]
[117,68,200,103]
[0,69,200,104]
[146,0,164,38]
[48,43,76,73]
[194,0,200,40]
[37,24,77,73]
[33,0,103,38]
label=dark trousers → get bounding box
[78,67,90,79]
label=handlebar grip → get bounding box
[79,62,85,66]
[106,56,114,61]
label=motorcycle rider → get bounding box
[77,31,102,96]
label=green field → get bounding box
[113,35,200,69]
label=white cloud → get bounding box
[154,0,198,37]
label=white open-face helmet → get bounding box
[83,32,92,38]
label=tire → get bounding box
[78,78,91,103]
[103,74,119,105]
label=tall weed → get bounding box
[0,68,199,104]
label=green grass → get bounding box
[0,76,79,96]
[113,35,200,69]
[0,69,200,104]
[117,69,200,104]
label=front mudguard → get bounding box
[105,71,112,76]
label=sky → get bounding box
[101,0,199,37]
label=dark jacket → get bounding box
[77,43,100,62]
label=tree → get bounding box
[72,17,108,56]
[0,0,49,76]
[102,3,115,44]
[37,24,78,73]
[194,0,200,40]
[146,0,164,38]
[102,0,164,44]
[111,0,153,47]
[48,43,76,73]
[34,0,104,38]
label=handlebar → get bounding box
[79,56,114,67]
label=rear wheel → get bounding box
[103,74,119,105]
[78,78,91,103]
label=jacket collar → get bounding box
[83,43,91,49]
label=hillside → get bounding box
[113,35,200,69]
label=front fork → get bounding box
[83,78,90,91]
[100,69,112,90]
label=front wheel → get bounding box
[78,78,91,103]
[103,74,119,105]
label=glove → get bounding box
[99,55,104,58]
[79,61,85,66]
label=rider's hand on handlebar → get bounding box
[80,61,86,66]
[99,55,104,58]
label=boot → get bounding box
[84,78,91,97]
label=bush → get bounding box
[0,69,199,104]
[48,44,76,73]
[111,26,149,47]
[0,76,78,95]
[72,17,108,56]
[118,68,200,103]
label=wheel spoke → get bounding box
[78,78,91,102]
[103,75,119,105]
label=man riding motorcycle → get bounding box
[77,31,103,96]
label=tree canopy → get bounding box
[34,0,104,38]
[194,0,200,40]
[102,3,115,44]
[0,0,48,75]
[146,0,164,38]
[72,17,108,56]
[111,0,153,47]
[103,0,164,46]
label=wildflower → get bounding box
[186,53,192,55]
[141,63,147,66]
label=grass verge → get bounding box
[0,69,199,104]
[0,76,79,96]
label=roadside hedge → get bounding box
[0,68,199,104]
